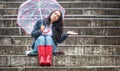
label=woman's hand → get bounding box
[40,25,45,32]
[66,31,78,35]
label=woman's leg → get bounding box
[45,36,64,56]
[30,36,46,66]
[31,36,45,53]
[52,42,57,53]
[28,36,45,56]
[37,36,46,66]
[45,36,57,52]
[45,36,55,66]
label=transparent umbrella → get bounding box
[17,0,65,34]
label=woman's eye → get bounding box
[55,13,57,15]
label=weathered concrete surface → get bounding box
[0,36,120,45]
[1,8,120,15]
[0,28,120,36]
[0,45,120,55]
[1,2,120,8]
[0,55,120,67]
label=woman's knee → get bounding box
[37,36,45,41]
[46,36,53,41]
[46,36,54,45]
[36,36,45,44]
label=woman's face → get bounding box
[50,11,61,23]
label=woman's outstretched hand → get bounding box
[66,31,78,35]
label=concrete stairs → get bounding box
[0,0,120,71]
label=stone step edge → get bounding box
[1,1,120,3]
[0,66,120,69]
[0,55,120,56]
[1,26,120,29]
[0,44,120,47]
[0,18,120,20]
[0,35,120,38]
[2,14,120,18]
[1,8,120,10]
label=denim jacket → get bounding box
[31,19,68,49]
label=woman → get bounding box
[27,10,77,66]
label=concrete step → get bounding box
[1,15,120,18]
[0,55,120,67]
[0,35,120,45]
[0,1,120,8]
[65,15,120,18]
[0,66,120,71]
[0,27,120,36]
[0,45,120,55]
[0,8,120,15]
[0,18,120,27]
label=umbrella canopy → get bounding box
[17,0,66,34]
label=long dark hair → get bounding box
[46,10,63,41]
[46,10,63,35]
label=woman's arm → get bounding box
[57,32,68,43]
[57,31,78,43]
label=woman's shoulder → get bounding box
[36,19,42,23]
